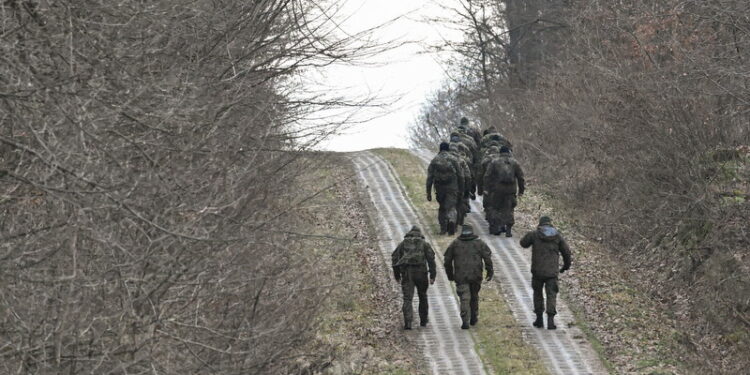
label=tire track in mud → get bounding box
[351,151,487,375]
[413,150,608,375]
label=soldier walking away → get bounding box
[426,142,464,235]
[483,146,525,236]
[459,117,482,145]
[520,216,572,330]
[448,142,474,225]
[444,224,493,329]
[392,226,437,330]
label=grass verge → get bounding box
[514,189,691,374]
[372,148,549,375]
[296,152,425,374]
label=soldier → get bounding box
[426,142,464,235]
[448,143,473,226]
[520,216,572,330]
[444,224,493,329]
[480,127,513,152]
[483,146,525,236]
[392,226,437,330]
[459,117,482,145]
[476,145,501,219]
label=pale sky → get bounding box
[316,0,460,152]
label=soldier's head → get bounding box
[450,134,461,143]
[461,224,474,236]
[500,146,511,154]
[539,216,552,226]
[409,225,421,233]
[460,117,469,126]
[439,142,450,152]
[457,125,467,133]
[484,126,497,135]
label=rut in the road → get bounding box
[352,152,487,375]
[414,150,608,375]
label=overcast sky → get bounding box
[316,0,460,152]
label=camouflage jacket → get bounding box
[480,133,512,151]
[520,225,572,279]
[392,228,437,279]
[426,150,465,193]
[483,153,525,195]
[444,233,493,283]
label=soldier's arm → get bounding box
[424,243,437,280]
[559,236,572,271]
[443,244,455,281]
[454,161,465,194]
[481,242,494,279]
[520,232,534,248]
[391,244,403,279]
[426,163,434,196]
[515,162,526,195]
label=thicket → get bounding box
[411,0,750,372]
[0,0,376,373]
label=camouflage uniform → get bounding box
[449,145,472,226]
[459,117,482,145]
[483,151,525,236]
[426,150,465,234]
[520,217,571,329]
[444,224,493,328]
[476,146,501,217]
[392,226,437,328]
[480,131,513,152]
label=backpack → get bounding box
[397,237,425,266]
[490,157,515,184]
[431,154,455,184]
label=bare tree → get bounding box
[0,0,388,373]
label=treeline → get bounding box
[411,0,749,372]
[0,0,372,373]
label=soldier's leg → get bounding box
[414,271,429,325]
[469,281,482,325]
[436,189,448,233]
[445,192,458,235]
[531,276,545,315]
[544,277,559,316]
[456,283,471,327]
[487,191,502,234]
[502,194,517,237]
[401,275,415,328]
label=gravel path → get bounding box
[414,150,608,375]
[351,152,487,375]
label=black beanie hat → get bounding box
[460,117,469,125]
[439,142,450,152]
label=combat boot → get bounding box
[461,322,470,330]
[404,321,412,330]
[505,225,513,238]
[533,313,543,328]
[420,317,428,327]
[447,222,456,235]
[470,315,478,326]
[547,314,556,330]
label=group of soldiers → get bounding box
[392,117,571,331]
[425,117,524,237]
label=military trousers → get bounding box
[400,266,430,324]
[456,281,481,324]
[487,191,517,233]
[532,276,559,315]
[435,188,458,232]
